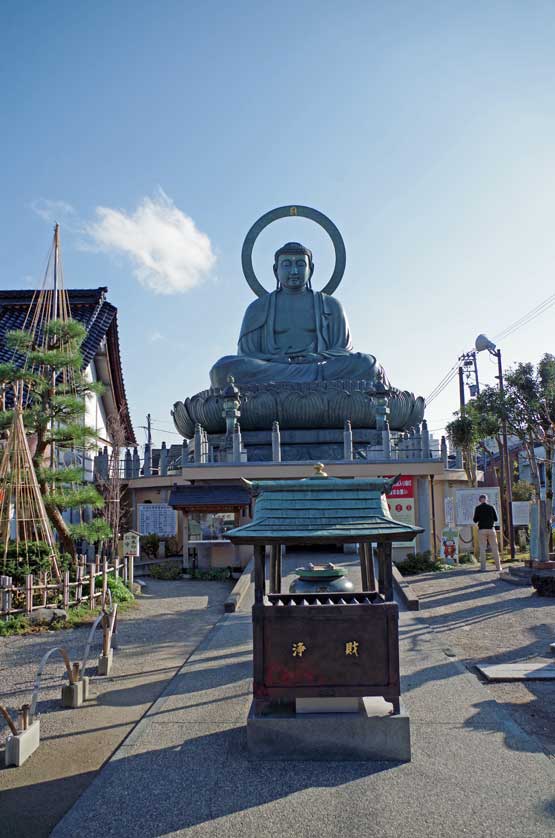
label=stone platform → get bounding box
[206,426,382,462]
[247,698,411,762]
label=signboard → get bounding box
[455,488,500,526]
[123,531,140,557]
[139,503,177,537]
[440,527,460,563]
[385,476,416,548]
[512,501,531,527]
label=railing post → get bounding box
[0,575,12,616]
[76,563,83,603]
[25,574,33,615]
[89,563,96,610]
[114,555,120,580]
[63,571,70,609]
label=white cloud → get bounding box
[85,190,216,294]
[30,199,77,225]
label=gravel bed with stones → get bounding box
[0,577,232,838]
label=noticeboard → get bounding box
[455,488,500,526]
[385,476,416,547]
[512,501,531,527]
[138,503,177,537]
[123,531,140,557]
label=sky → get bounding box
[3,1,555,449]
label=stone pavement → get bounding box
[52,556,555,838]
[405,565,555,756]
[0,578,232,838]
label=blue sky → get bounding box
[3,1,555,447]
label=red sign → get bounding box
[385,476,414,500]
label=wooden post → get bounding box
[269,545,279,594]
[25,574,33,615]
[102,555,108,604]
[359,543,369,591]
[128,555,134,589]
[76,564,83,603]
[377,543,386,598]
[276,544,282,594]
[123,555,128,584]
[89,562,96,610]
[63,571,70,609]
[114,554,120,580]
[254,544,266,604]
[383,542,393,602]
[363,542,376,591]
[0,575,12,616]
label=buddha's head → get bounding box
[273,242,314,292]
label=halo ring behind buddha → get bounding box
[241,204,347,298]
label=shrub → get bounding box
[106,574,135,603]
[164,536,180,557]
[458,552,476,565]
[396,551,445,576]
[0,614,30,636]
[141,533,160,558]
[149,563,182,580]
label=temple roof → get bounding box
[169,484,251,511]
[0,287,135,444]
[226,472,424,544]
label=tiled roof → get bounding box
[169,485,251,508]
[0,288,135,443]
[227,476,423,543]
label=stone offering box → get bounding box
[227,467,423,718]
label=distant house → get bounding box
[0,286,136,468]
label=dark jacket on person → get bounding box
[473,503,498,530]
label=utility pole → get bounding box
[496,349,515,559]
[146,413,152,448]
[458,365,466,415]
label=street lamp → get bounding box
[475,335,515,559]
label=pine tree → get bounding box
[0,318,112,558]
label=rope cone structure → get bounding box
[0,404,60,579]
[0,225,77,581]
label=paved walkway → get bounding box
[402,565,555,756]
[52,556,555,838]
[0,578,232,838]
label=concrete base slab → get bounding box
[97,650,113,676]
[247,699,410,761]
[4,720,40,767]
[477,663,555,681]
[61,677,89,708]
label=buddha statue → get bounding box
[210,242,386,388]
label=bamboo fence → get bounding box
[0,554,132,619]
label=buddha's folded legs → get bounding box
[210,356,319,387]
[209,352,380,388]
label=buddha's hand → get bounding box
[288,353,325,364]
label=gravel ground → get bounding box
[0,577,232,837]
[405,564,555,756]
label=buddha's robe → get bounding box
[210,289,382,387]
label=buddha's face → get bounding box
[276,252,311,292]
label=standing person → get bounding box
[473,494,502,571]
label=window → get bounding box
[188,512,236,542]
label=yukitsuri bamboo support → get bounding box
[0,406,60,580]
